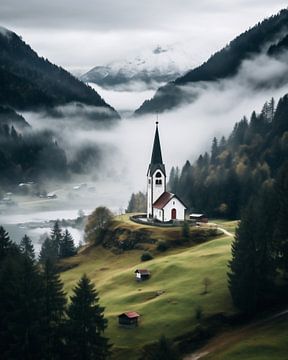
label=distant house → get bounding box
[189,213,208,223]
[47,192,57,199]
[118,312,140,328]
[135,269,151,281]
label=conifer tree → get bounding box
[273,162,288,277]
[0,226,13,261]
[228,202,258,313]
[42,259,67,359]
[20,234,35,261]
[39,237,58,264]
[0,254,46,359]
[51,220,62,255]
[59,229,76,258]
[210,137,219,165]
[65,274,110,360]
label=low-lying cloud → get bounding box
[20,49,288,212]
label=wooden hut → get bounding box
[189,213,208,223]
[118,311,140,328]
[134,269,151,281]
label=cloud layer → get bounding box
[0,1,287,72]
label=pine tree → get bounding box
[65,274,110,360]
[0,254,46,359]
[273,162,288,277]
[228,203,258,313]
[42,259,67,359]
[0,226,13,261]
[39,237,58,264]
[59,229,76,258]
[210,137,219,165]
[51,220,62,255]
[20,234,35,261]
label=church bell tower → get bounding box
[147,122,166,218]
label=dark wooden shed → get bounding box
[135,269,151,281]
[189,213,208,223]
[118,311,140,328]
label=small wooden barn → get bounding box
[134,269,151,281]
[118,311,140,328]
[189,213,208,223]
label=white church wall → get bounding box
[152,169,166,204]
[163,197,186,222]
[154,208,163,222]
[147,176,153,218]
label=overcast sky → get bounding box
[0,1,287,73]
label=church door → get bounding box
[171,208,177,220]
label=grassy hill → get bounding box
[189,313,288,360]
[61,218,237,359]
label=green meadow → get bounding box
[61,219,236,359]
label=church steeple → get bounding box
[150,122,163,165]
[147,122,166,218]
[147,122,166,176]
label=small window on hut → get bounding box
[155,172,162,178]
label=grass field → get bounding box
[61,219,236,359]
[202,315,288,360]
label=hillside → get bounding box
[0,105,30,130]
[186,313,288,360]
[0,27,119,120]
[60,218,236,360]
[168,94,288,219]
[135,8,288,115]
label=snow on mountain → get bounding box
[81,44,199,90]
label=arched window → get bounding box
[155,171,162,185]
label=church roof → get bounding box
[147,122,166,176]
[153,191,187,209]
[153,192,174,209]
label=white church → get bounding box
[147,122,187,222]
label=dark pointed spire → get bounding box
[148,122,166,176]
[151,122,163,164]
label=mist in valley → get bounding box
[17,49,288,207]
[1,45,288,250]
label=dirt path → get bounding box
[183,308,288,360]
[204,223,234,237]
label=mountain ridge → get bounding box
[135,8,288,116]
[0,27,120,120]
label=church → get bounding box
[147,122,186,222]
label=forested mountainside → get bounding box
[0,105,30,130]
[0,28,119,120]
[135,9,288,115]
[0,123,102,187]
[168,95,288,219]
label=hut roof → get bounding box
[118,311,140,319]
[135,269,150,275]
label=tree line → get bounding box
[228,160,288,313]
[0,225,110,360]
[169,96,288,219]
[0,122,102,186]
